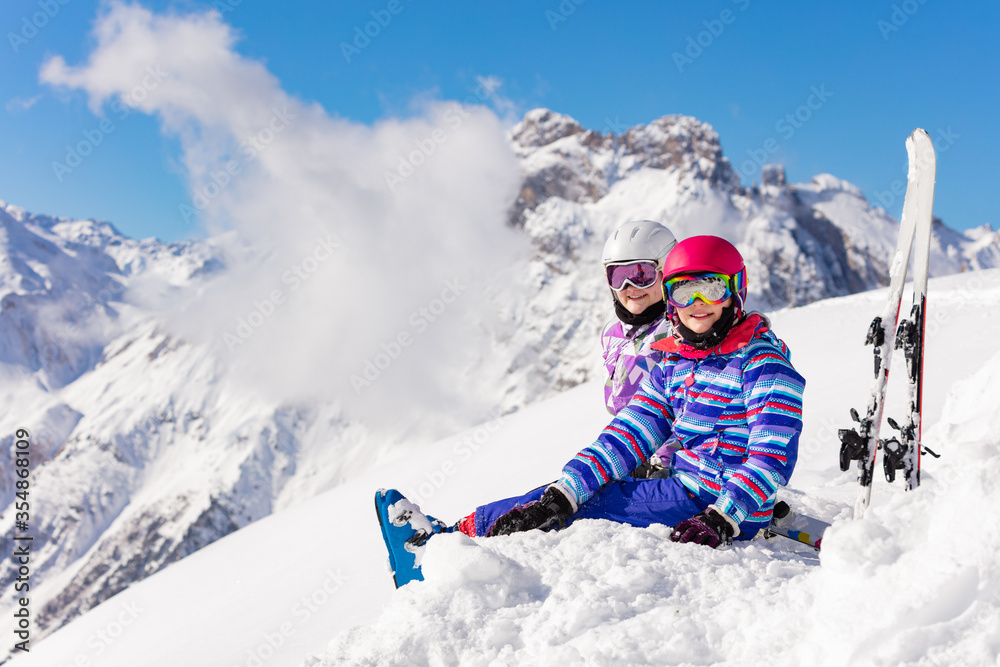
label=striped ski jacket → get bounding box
[555,313,805,535]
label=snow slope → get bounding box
[11,269,1000,667]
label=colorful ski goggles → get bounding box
[605,261,660,291]
[665,272,734,308]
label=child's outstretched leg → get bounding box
[464,478,706,537]
[374,489,452,588]
[457,485,549,537]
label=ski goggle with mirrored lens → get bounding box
[665,273,733,308]
[605,261,660,291]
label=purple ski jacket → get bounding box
[601,316,673,415]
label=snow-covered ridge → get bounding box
[2,108,999,651]
[0,202,223,389]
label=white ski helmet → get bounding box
[602,220,677,267]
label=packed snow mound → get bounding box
[312,353,1000,667]
[314,526,819,667]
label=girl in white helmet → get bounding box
[600,220,677,416]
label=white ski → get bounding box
[883,129,937,490]
[838,128,936,518]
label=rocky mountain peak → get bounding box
[619,114,737,188]
[508,109,739,227]
[510,108,585,149]
[762,164,787,187]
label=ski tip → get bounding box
[907,128,936,156]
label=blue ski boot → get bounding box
[374,489,453,588]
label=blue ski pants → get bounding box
[472,476,706,538]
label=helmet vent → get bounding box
[601,220,677,266]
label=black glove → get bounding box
[487,487,575,537]
[669,508,736,548]
[630,454,666,479]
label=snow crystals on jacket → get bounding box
[557,313,805,536]
[601,316,673,415]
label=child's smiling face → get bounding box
[675,297,733,333]
[614,272,663,315]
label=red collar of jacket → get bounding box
[651,313,769,360]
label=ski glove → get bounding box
[630,454,668,479]
[487,487,575,537]
[669,508,736,548]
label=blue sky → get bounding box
[1,0,996,241]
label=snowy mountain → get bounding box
[491,108,999,410]
[2,109,999,655]
[0,203,388,646]
[0,203,217,389]
[510,108,998,310]
[8,268,1000,667]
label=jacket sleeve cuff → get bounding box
[549,482,579,513]
[707,504,741,533]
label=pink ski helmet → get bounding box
[662,235,748,312]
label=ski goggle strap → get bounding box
[730,269,746,304]
[605,261,660,291]
[665,272,733,308]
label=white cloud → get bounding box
[41,2,528,432]
[5,95,41,113]
[473,74,519,123]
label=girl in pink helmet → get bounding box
[377,236,806,586]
